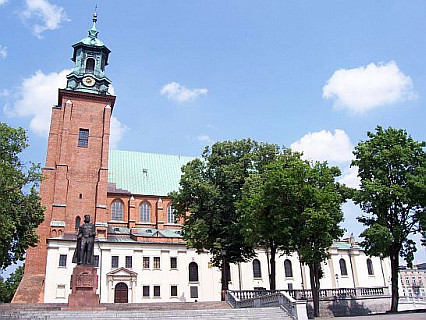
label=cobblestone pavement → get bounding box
[324,312,426,320]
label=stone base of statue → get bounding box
[66,265,101,309]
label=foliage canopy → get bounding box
[352,126,425,312]
[0,122,44,269]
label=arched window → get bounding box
[75,216,81,230]
[189,262,199,282]
[167,205,175,224]
[140,202,150,222]
[111,200,124,221]
[367,258,374,276]
[339,258,348,276]
[252,259,262,278]
[284,259,293,278]
[85,58,95,74]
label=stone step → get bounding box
[0,307,290,319]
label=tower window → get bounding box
[85,58,95,74]
[78,129,89,148]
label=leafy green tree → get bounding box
[239,151,344,317]
[170,139,278,294]
[0,266,24,303]
[0,122,44,269]
[237,149,299,290]
[352,126,425,313]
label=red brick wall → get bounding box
[14,89,115,303]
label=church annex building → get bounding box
[13,15,392,304]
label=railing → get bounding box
[226,290,308,320]
[226,287,390,319]
[228,287,388,302]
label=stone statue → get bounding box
[72,214,95,265]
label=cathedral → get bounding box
[13,14,392,304]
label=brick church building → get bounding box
[13,15,392,304]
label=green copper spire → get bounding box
[65,12,112,95]
[88,12,99,39]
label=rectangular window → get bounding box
[288,283,294,291]
[93,255,99,268]
[78,129,89,148]
[171,285,178,297]
[111,256,119,268]
[125,256,132,268]
[154,285,160,297]
[170,257,177,269]
[143,257,150,269]
[59,254,67,267]
[56,285,66,298]
[190,286,198,298]
[154,257,160,269]
[143,285,150,297]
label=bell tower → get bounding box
[13,13,116,303]
[66,13,112,95]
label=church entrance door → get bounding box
[114,282,128,303]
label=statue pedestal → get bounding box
[67,265,100,308]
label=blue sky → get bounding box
[0,0,425,268]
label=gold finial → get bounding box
[93,12,98,24]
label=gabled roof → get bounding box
[107,267,138,277]
[108,150,195,196]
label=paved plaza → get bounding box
[324,312,426,320]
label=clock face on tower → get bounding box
[82,76,95,87]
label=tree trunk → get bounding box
[390,252,400,312]
[221,260,228,300]
[309,262,321,318]
[269,244,277,290]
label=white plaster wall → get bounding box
[44,239,393,304]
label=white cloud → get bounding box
[0,89,9,97]
[4,69,127,148]
[290,129,354,163]
[197,134,213,144]
[338,166,360,189]
[0,0,8,5]
[109,116,128,149]
[0,45,7,59]
[160,82,208,102]
[4,69,70,135]
[21,0,69,38]
[323,61,415,113]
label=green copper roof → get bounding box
[79,13,105,47]
[108,150,195,196]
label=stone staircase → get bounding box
[0,304,290,319]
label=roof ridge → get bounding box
[110,149,197,158]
